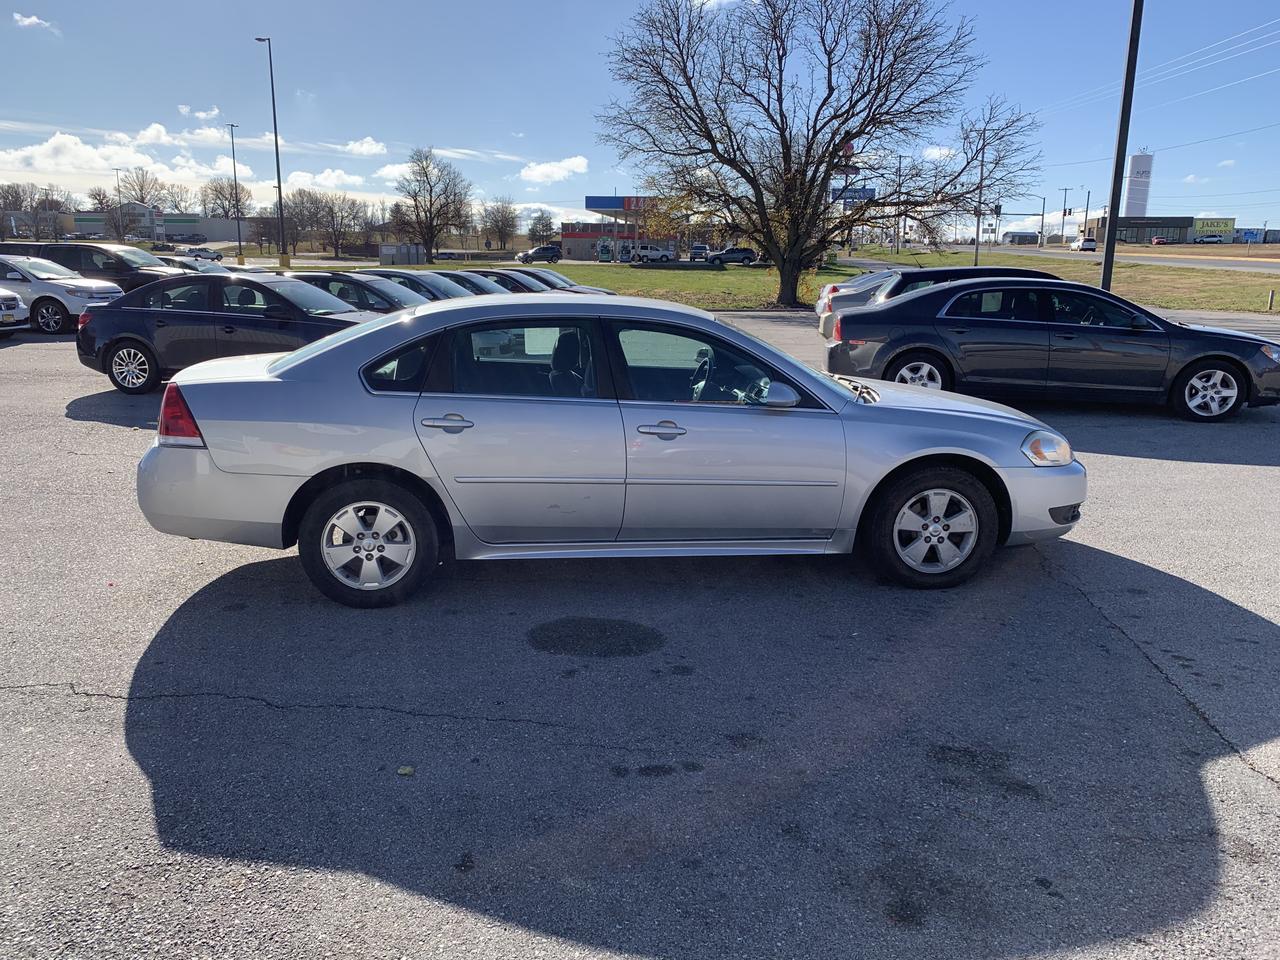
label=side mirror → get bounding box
[6,271,22,281]
[763,382,800,408]
[1129,314,1150,330]
[263,303,292,321]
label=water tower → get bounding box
[1123,150,1153,217]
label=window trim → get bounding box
[360,333,442,396]
[1043,289,1163,332]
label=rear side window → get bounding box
[362,335,438,393]
[945,289,1042,322]
[139,281,209,311]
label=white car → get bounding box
[186,247,224,261]
[1069,237,1097,252]
[0,285,30,338]
[0,255,123,334]
[631,243,676,263]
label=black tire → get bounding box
[214,254,223,261]
[883,350,954,391]
[1170,359,1247,421]
[550,256,560,264]
[660,254,670,262]
[105,340,161,394]
[297,479,439,608]
[0,330,13,340]
[31,298,72,334]
[863,466,999,589]
[710,257,722,266]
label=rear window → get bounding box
[268,312,412,374]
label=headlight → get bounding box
[1261,344,1280,364]
[56,283,86,296]
[1021,430,1073,466]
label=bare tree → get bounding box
[391,148,472,262]
[8,182,74,240]
[599,0,1039,305]
[316,192,364,257]
[120,166,166,207]
[481,196,518,250]
[527,210,556,246]
[86,186,114,212]
[162,183,198,214]
[199,177,254,220]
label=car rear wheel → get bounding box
[298,479,439,608]
[863,466,998,589]
[710,257,722,266]
[106,341,161,394]
[885,351,952,390]
[32,299,72,334]
[1171,360,1245,421]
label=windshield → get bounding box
[446,271,507,295]
[268,311,409,374]
[7,257,78,280]
[416,272,473,299]
[270,279,357,316]
[114,246,165,267]
[528,270,571,289]
[841,270,894,290]
[360,277,428,307]
[832,279,892,306]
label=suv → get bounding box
[186,246,223,261]
[516,245,561,264]
[632,243,675,263]
[0,254,124,333]
[1069,236,1097,252]
[707,246,756,265]
[1193,234,1224,244]
[0,241,182,292]
[690,244,710,261]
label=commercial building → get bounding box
[70,203,243,242]
[1082,215,1240,245]
[561,195,690,261]
[1000,231,1040,245]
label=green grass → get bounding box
[855,247,1280,314]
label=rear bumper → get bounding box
[995,460,1088,545]
[137,442,305,549]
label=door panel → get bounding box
[214,280,336,356]
[933,288,1049,393]
[133,279,218,369]
[1044,291,1170,393]
[617,403,846,540]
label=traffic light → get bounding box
[993,204,1002,217]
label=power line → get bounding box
[1140,64,1280,111]
[1042,119,1280,171]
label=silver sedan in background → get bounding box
[137,295,1086,607]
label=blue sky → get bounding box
[6,0,1280,233]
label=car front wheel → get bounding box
[1172,361,1246,421]
[106,341,161,394]
[863,466,998,589]
[32,299,72,334]
[298,479,439,608]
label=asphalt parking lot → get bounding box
[2,322,1279,959]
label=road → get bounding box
[2,326,1279,959]
[968,244,1280,275]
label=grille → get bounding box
[0,298,18,310]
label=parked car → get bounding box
[358,269,475,301]
[509,266,616,295]
[464,268,553,293]
[429,270,511,296]
[1069,237,1097,252]
[824,276,1280,421]
[631,243,676,263]
[0,285,29,338]
[221,264,272,274]
[152,242,176,252]
[77,273,379,394]
[1193,234,1224,244]
[155,255,229,274]
[0,254,123,334]
[0,241,185,292]
[817,266,1058,339]
[284,271,431,314]
[1150,237,1169,246]
[707,246,757,266]
[186,247,223,261]
[515,245,562,264]
[135,293,1087,607]
[690,244,710,261]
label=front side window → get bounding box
[1048,291,1146,328]
[615,325,796,406]
[945,289,1042,322]
[449,322,597,399]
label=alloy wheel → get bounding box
[1184,369,1238,417]
[111,348,150,389]
[895,361,943,389]
[320,501,416,590]
[36,303,65,333]
[892,488,979,574]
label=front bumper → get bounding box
[995,460,1088,545]
[0,303,29,330]
[137,442,306,549]
[1249,355,1280,406]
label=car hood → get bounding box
[60,278,123,295]
[138,266,187,278]
[1175,322,1280,348]
[851,378,1048,429]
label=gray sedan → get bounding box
[137,295,1087,607]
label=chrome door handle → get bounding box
[421,415,474,430]
[637,420,686,437]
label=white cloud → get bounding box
[177,104,191,116]
[13,11,59,34]
[512,201,596,225]
[922,145,956,161]
[518,155,588,184]
[285,168,364,190]
[193,105,220,121]
[373,162,409,182]
[511,131,525,139]
[171,153,252,180]
[1217,159,1236,168]
[1182,173,1208,184]
[339,136,386,156]
[1195,210,1221,218]
[0,132,169,178]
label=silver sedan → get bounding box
[137,294,1087,607]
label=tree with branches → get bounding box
[481,197,518,250]
[162,183,199,214]
[391,148,472,262]
[199,177,253,220]
[86,186,114,212]
[120,167,166,207]
[599,0,1038,305]
[527,209,556,246]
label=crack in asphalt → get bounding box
[1034,546,1280,791]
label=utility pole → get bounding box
[1080,189,1091,240]
[255,36,288,267]
[1059,187,1072,246]
[112,167,124,241]
[227,122,244,263]
[1101,0,1144,290]
[974,136,986,266]
[1038,195,1046,247]
[894,155,903,254]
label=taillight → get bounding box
[833,315,842,340]
[158,384,205,448]
[77,310,93,330]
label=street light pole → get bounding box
[973,137,986,266]
[255,36,288,267]
[112,167,124,241]
[1100,0,1145,290]
[226,122,244,263]
[1080,189,1091,240]
[1059,187,1072,246]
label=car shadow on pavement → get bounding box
[123,541,1280,958]
[65,389,159,429]
[0,330,74,350]
[1023,401,1280,467]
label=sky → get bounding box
[5,0,1280,235]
